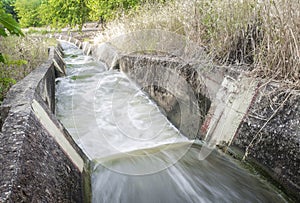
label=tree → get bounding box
[87,0,141,22]
[14,0,42,27]
[39,0,89,30]
[1,0,18,21]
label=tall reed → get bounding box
[96,0,300,85]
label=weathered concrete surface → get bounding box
[0,110,82,202]
[91,42,120,69]
[201,76,259,146]
[0,47,90,202]
[119,54,211,139]
[232,85,300,201]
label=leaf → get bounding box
[0,11,24,36]
[0,53,5,63]
[0,26,8,37]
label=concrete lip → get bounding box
[31,99,84,172]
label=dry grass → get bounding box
[0,36,56,102]
[255,0,300,83]
[95,0,300,86]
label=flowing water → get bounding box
[56,42,287,203]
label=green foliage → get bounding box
[39,0,89,30]
[14,0,89,29]
[87,0,141,21]
[1,53,27,65]
[1,0,18,21]
[4,0,149,30]
[0,76,16,102]
[0,1,24,63]
[14,0,42,27]
[0,2,23,36]
[0,35,53,102]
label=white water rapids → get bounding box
[56,42,287,203]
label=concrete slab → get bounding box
[203,76,258,146]
[32,99,84,172]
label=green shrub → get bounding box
[14,0,42,27]
[0,77,16,103]
[87,0,141,22]
[0,36,56,102]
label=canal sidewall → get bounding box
[0,46,91,202]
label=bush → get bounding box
[0,36,56,102]
[87,0,141,22]
[14,0,42,27]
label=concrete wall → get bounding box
[119,54,211,139]
[232,86,300,200]
[0,47,90,202]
